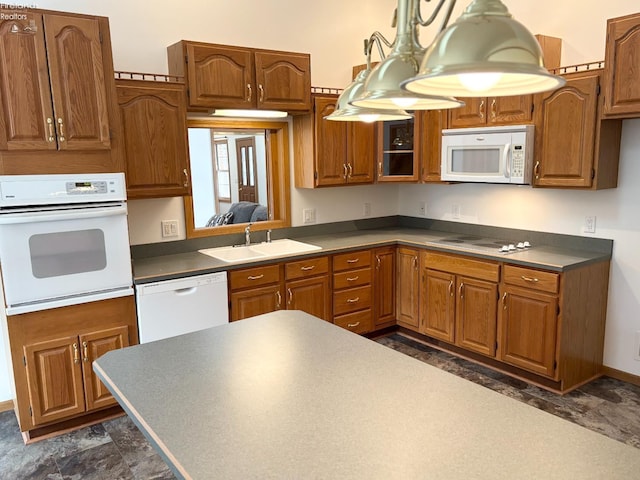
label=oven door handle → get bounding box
[0,205,127,224]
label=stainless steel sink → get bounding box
[199,239,322,263]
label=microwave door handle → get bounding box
[504,143,511,179]
[0,205,127,225]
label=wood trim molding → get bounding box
[0,399,14,413]
[602,366,640,387]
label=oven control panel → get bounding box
[66,181,108,195]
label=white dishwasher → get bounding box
[135,272,228,343]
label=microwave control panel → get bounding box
[511,145,525,178]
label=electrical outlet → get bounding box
[161,220,179,238]
[584,215,596,233]
[363,202,371,217]
[419,201,426,216]
[635,331,640,361]
[302,208,316,224]
[452,204,461,219]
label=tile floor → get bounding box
[1,332,639,479]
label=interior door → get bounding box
[236,137,258,202]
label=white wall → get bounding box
[20,0,640,383]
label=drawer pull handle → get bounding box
[346,276,359,282]
[258,84,264,102]
[347,321,361,328]
[376,256,381,269]
[502,292,508,309]
[534,161,540,180]
[82,341,88,362]
[287,288,293,304]
[448,280,454,297]
[47,117,55,142]
[247,274,264,280]
[521,275,539,283]
[247,83,252,102]
[57,117,66,142]
[276,291,282,308]
[413,256,418,269]
[346,258,360,264]
[343,164,348,180]
[346,297,360,303]
[183,168,189,187]
[479,100,485,120]
[300,265,315,271]
[459,282,464,299]
[73,343,79,364]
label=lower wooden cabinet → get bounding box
[419,252,500,358]
[332,250,373,334]
[373,247,396,329]
[7,296,137,434]
[229,257,331,322]
[396,247,420,330]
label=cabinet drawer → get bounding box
[334,309,373,334]
[423,251,499,282]
[333,250,371,272]
[285,256,329,280]
[333,285,371,316]
[333,267,372,290]
[503,265,559,294]
[229,264,281,290]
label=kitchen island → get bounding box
[93,310,640,479]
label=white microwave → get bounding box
[441,125,534,184]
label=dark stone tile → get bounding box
[43,423,111,459]
[103,416,176,480]
[0,453,62,479]
[56,442,133,480]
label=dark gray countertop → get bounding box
[132,227,611,283]
[94,310,640,480]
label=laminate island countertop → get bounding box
[93,311,640,480]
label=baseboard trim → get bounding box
[602,366,640,387]
[0,399,14,413]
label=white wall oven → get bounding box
[0,173,133,315]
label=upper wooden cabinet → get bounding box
[418,110,447,183]
[293,94,375,188]
[533,69,622,189]
[448,95,534,128]
[377,117,420,182]
[116,77,191,198]
[167,40,311,113]
[603,12,640,118]
[0,10,123,174]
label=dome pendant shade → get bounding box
[325,69,412,122]
[402,0,566,97]
[351,53,464,110]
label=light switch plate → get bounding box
[303,208,316,224]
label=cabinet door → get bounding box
[254,51,311,112]
[490,95,533,124]
[185,43,254,109]
[0,14,57,151]
[43,14,111,150]
[230,285,283,321]
[286,275,331,321]
[80,325,130,412]
[533,72,599,188]
[603,14,640,117]
[448,97,487,128]
[396,247,419,330]
[314,96,348,186]
[498,285,558,378]
[377,117,419,182]
[373,247,396,327]
[419,110,446,183]
[421,269,456,342]
[346,122,375,184]
[23,336,85,426]
[117,80,190,198]
[455,276,498,357]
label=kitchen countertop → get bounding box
[132,227,611,283]
[94,310,640,480]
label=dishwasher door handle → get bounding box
[174,287,197,296]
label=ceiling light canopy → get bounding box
[402,0,566,96]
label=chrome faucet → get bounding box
[245,223,252,246]
[266,229,272,243]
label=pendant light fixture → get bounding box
[402,0,566,96]
[350,0,464,111]
[326,37,413,122]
